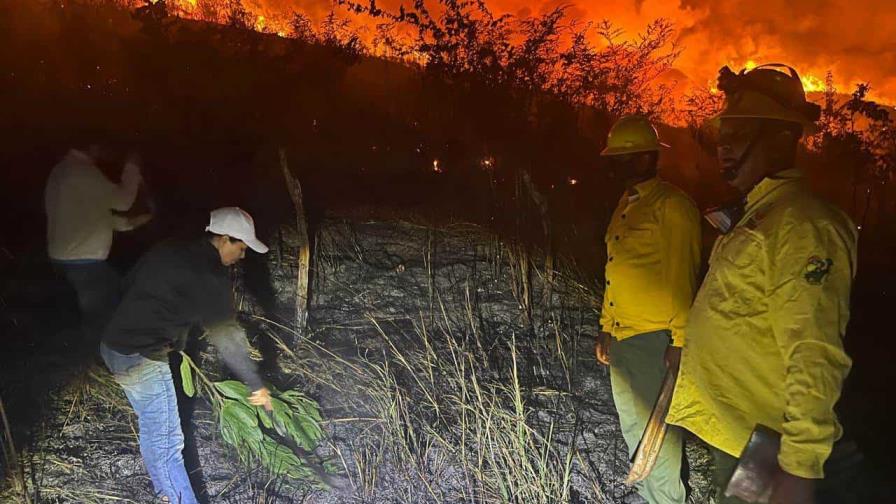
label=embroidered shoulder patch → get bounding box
[804,256,833,285]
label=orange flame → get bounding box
[800,74,827,94]
[708,59,829,98]
[136,0,893,105]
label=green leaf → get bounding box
[220,399,262,446]
[291,413,325,450]
[278,390,307,409]
[179,355,195,397]
[280,391,324,423]
[258,438,305,477]
[289,417,314,450]
[303,401,324,423]
[302,400,324,423]
[273,391,325,450]
[214,380,251,404]
[214,386,332,484]
[270,398,292,437]
[258,408,274,429]
[220,414,239,445]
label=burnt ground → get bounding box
[3,217,895,504]
[0,219,718,503]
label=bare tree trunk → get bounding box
[511,170,533,325]
[520,169,554,309]
[508,243,532,325]
[860,184,873,235]
[278,148,311,335]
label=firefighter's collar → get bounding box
[626,177,661,203]
[746,168,803,209]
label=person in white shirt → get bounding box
[44,144,153,350]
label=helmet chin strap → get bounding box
[708,123,767,234]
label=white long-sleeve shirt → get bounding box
[45,150,141,261]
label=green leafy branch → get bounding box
[178,352,332,486]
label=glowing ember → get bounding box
[568,178,578,186]
[432,159,443,173]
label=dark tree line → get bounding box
[3,0,894,269]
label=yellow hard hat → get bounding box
[600,115,669,156]
[710,63,822,135]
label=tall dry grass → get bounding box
[254,225,603,503]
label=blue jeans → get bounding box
[100,343,198,504]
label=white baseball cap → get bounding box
[206,207,269,253]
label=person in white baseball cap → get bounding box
[206,206,269,265]
[100,206,271,503]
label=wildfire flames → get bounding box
[137,0,896,105]
[738,60,827,94]
[707,59,828,96]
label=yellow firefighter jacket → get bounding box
[666,169,857,479]
[599,177,702,347]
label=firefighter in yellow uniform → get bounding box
[666,64,858,504]
[594,115,701,504]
